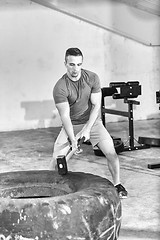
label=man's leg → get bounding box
[90,119,128,198]
[97,138,120,186]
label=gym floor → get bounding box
[0,118,160,240]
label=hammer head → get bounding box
[57,155,68,175]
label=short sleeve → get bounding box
[53,79,68,104]
[91,73,101,93]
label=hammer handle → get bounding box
[66,137,85,162]
[65,148,77,162]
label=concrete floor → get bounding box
[0,119,160,239]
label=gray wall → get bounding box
[0,0,159,131]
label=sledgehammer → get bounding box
[57,137,85,175]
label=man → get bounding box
[51,47,127,199]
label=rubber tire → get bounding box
[94,137,124,156]
[0,170,121,240]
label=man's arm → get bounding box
[55,102,77,148]
[80,91,102,140]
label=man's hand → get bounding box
[68,137,78,150]
[71,139,78,150]
[77,125,91,142]
[68,137,84,155]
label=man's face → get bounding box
[65,55,83,79]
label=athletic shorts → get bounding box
[53,118,112,156]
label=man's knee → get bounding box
[97,139,116,156]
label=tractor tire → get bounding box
[0,170,121,240]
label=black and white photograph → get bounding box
[0,0,160,239]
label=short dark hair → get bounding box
[65,48,83,62]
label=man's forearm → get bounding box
[86,105,100,130]
[56,102,76,144]
[61,116,75,143]
[85,91,101,131]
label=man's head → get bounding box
[64,48,83,80]
[65,48,83,62]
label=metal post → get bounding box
[128,102,134,149]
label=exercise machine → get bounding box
[101,81,150,151]
[138,90,160,169]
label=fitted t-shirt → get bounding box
[53,69,101,125]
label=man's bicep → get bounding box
[53,81,68,104]
[90,92,102,106]
[56,102,70,117]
